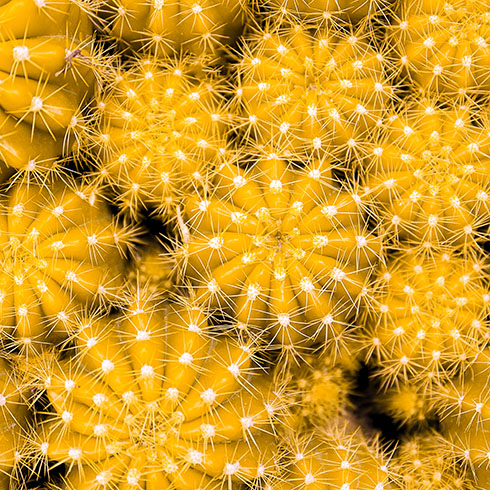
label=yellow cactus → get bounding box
[361,248,490,388]
[0,0,99,172]
[281,353,354,430]
[264,0,391,25]
[0,178,133,348]
[235,24,393,154]
[393,434,473,490]
[431,348,490,489]
[392,0,490,95]
[87,56,230,220]
[280,423,395,490]
[177,151,382,352]
[362,98,490,252]
[29,292,287,489]
[93,0,247,59]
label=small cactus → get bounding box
[393,433,473,490]
[28,292,287,489]
[362,98,490,252]
[0,0,100,172]
[177,151,382,353]
[0,178,133,348]
[234,23,393,154]
[87,56,230,220]
[391,0,490,96]
[361,248,490,389]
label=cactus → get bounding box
[234,23,393,154]
[391,0,490,96]
[362,98,490,252]
[86,55,230,220]
[176,150,382,353]
[361,248,490,389]
[280,352,355,431]
[430,348,490,489]
[279,421,395,490]
[27,291,288,489]
[263,0,392,26]
[90,0,247,59]
[393,433,473,490]
[0,0,100,173]
[0,178,133,349]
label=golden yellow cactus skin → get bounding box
[0,0,97,171]
[281,353,354,431]
[177,152,382,351]
[362,249,490,388]
[392,0,490,95]
[96,0,246,58]
[31,295,286,489]
[0,179,131,347]
[89,57,229,220]
[235,25,392,154]
[363,99,490,251]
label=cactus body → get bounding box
[363,99,490,251]
[0,179,130,346]
[235,25,392,154]
[32,297,286,489]
[89,57,229,220]
[0,0,97,172]
[392,0,490,95]
[178,154,381,351]
[362,249,490,388]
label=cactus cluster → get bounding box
[1,0,490,489]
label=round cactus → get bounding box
[279,422,395,490]
[93,0,247,59]
[0,178,132,348]
[430,348,490,489]
[378,382,434,426]
[234,24,393,154]
[87,56,230,220]
[0,0,99,172]
[177,151,382,352]
[281,352,354,431]
[393,434,473,490]
[362,99,490,252]
[29,294,287,489]
[361,248,490,389]
[391,0,490,96]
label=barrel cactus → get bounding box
[361,248,490,388]
[0,178,132,348]
[0,0,98,173]
[177,151,382,352]
[362,99,490,252]
[94,0,247,59]
[234,24,393,154]
[392,0,490,96]
[29,294,287,489]
[88,56,230,220]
